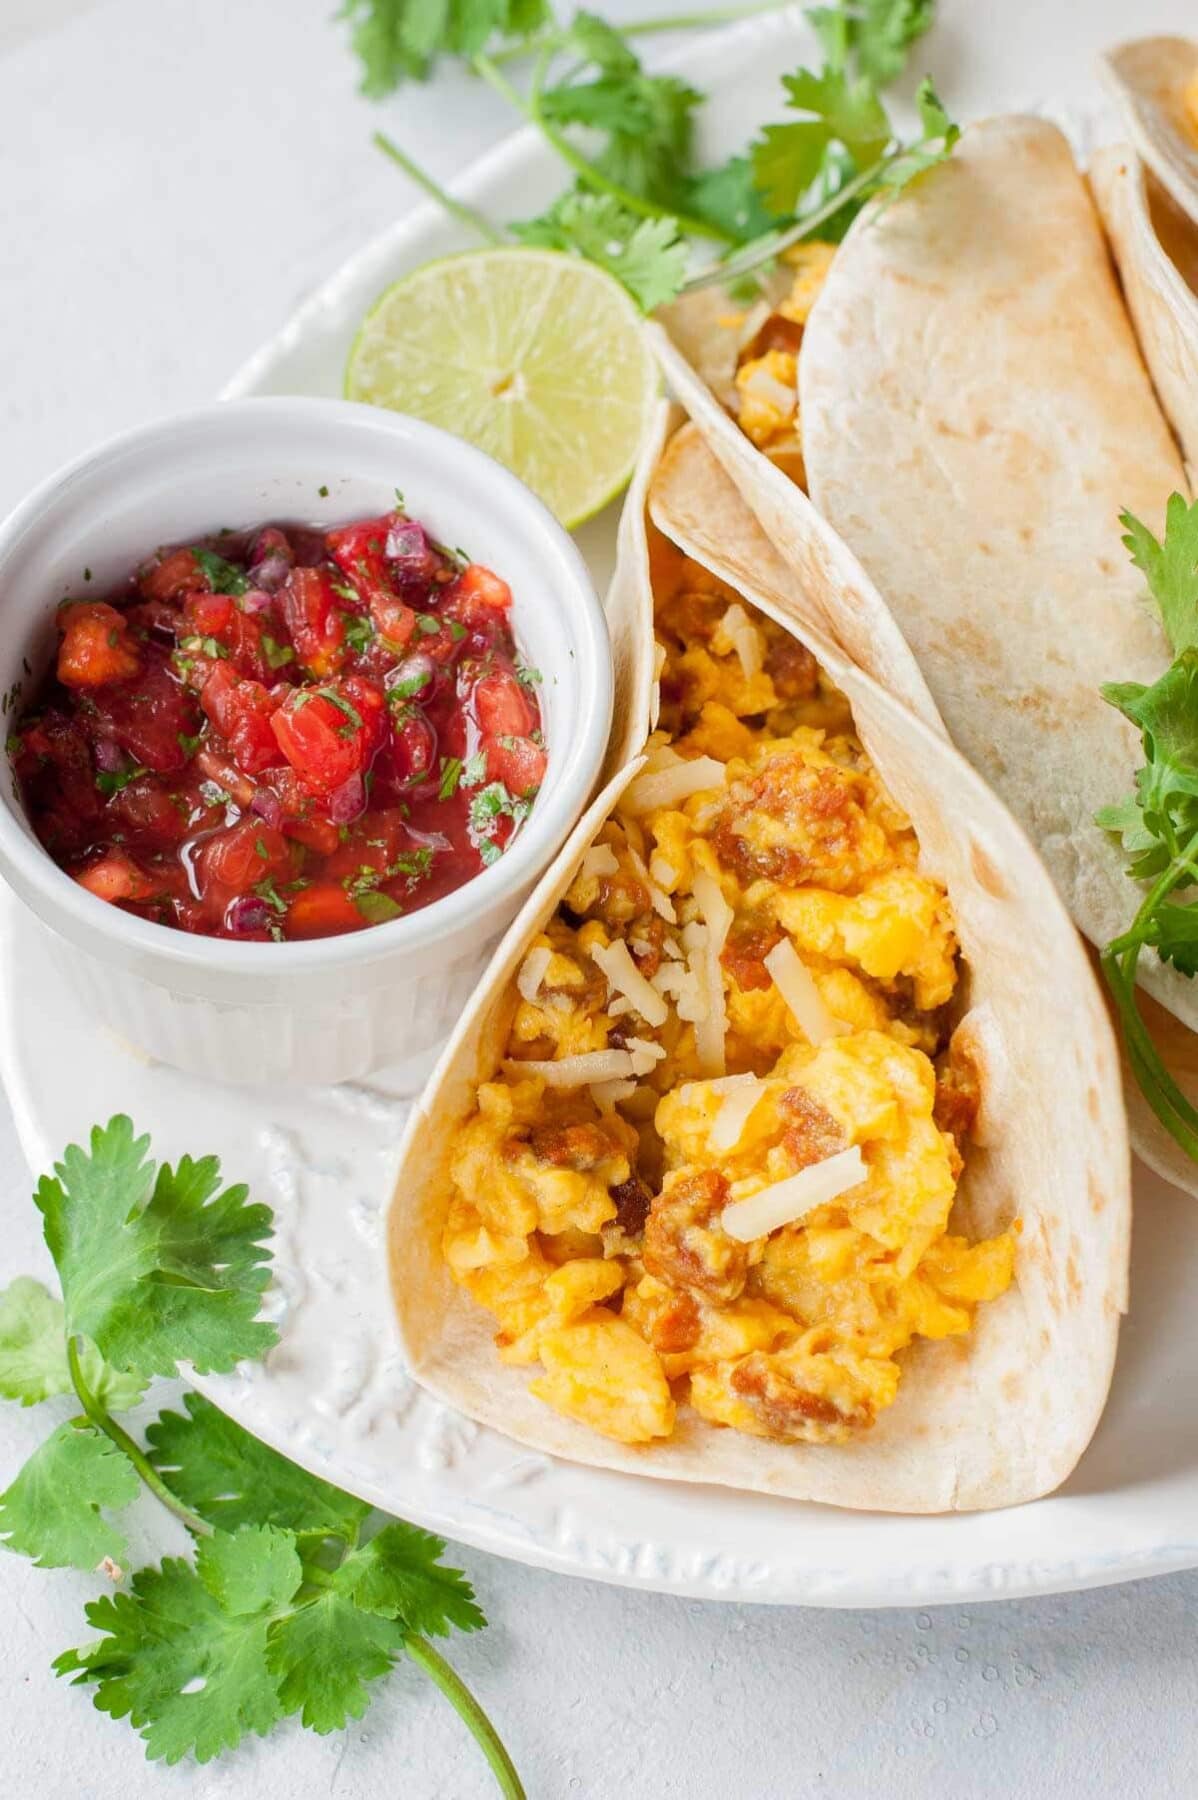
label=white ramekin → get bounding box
[0,398,613,1086]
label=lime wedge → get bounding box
[345,248,659,529]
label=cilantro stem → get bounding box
[1101,830,1198,1161]
[403,1632,526,1800]
[682,153,886,291]
[471,51,735,246]
[373,132,507,245]
[65,1337,213,1540]
[487,0,796,66]
[298,1564,524,1795]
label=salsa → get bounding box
[6,506,546,940]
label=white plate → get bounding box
[4,5,1197,1608]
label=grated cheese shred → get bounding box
[721,1146,867,1243]
[764,939,850,1046]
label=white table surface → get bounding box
[2,1,1196,1795]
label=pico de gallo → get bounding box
[6,505,547,940]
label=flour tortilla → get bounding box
[387,422,1129,1514]
[1091,144,1198,489]
[1101,37,1198,228]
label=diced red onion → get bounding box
[93,738,123,773]
[225,895,272,935]
[386,519,438,579]
[249,555,291,595]
[249,527,293,565]
[248,529,293,594]
[329,773,366,824]
[240,587,274,615]
[403,823,451,854]
[384,652,435,702]
[249,788,283,829]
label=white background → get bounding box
[1,1,1196,1795]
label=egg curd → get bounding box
[720,241,837,480]
[441,540,1015,1448]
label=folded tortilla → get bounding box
[655,116,1198,1188]
[1091,143,1198,489]
[1102,37,1198,227]
[386,421,1129,1514]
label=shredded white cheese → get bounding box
[721,1146,867,1243]
[711,1081,770,1152]
[692,869,733,955]
[717,603,766,682]
[679,1073,757,1103]
[764,939,850,1046]
[590,1078,638,1109]
[580,843,620,880]
[626,841,677,923]
[505,1051,634,1088]
[625,1037,667,1077]
[649,854,677,891]
[716,603,765,683]
[622,756,727,816]
[681,921,726,1077]
[591,938,669,1028]
[516,945,552,1005]
[740,363,797,415]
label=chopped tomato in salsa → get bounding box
[8,510,546,940]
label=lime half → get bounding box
[345,248,659,529]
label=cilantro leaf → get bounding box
[58,1544,289,1763]
[0,1277,144,1410]
[514,193,689,311]
[35,1116,276,1381]
[841,0,935,85]
[354,890,404,924]
[683,157,779,246]
[146,1392,370,1542]
[539,24,702,211]
[783,65,891,164]
[334,1522,485,1636]
[95,763,147,798]
[192,549,249,597]
[1102,653,1198,833]
[1145,901,1198,977]
[0,1276,77,1405]
[195,1523,302,1616]
[751,64,890,217]
[1121,494,1198,656]
[267,1593,403,1733]
[340,0,550,92]
[874,78,959,197]
[565,9,637,73]
[1095,794,1172,882]
[0,1422,137,1570]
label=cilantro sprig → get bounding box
[1097,496,1198,1161]
[355,0,956,311]
[0,1119,523,1793]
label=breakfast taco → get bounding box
[386,420,1128,1514]
[653,115,1198,1190]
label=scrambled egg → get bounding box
[728,241,837,476]
[442,542,1015,1449]
[1186,66,1198,145]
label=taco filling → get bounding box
[721,242,837,478]
[439,533,1014,1450]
